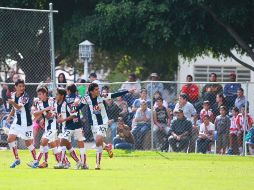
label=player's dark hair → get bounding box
[88,83,99,93]
[36,85,48,94]
[66,83,77,94]
[186,75,193,81]
[210,73,217,78]
[14,79,25,86]
[238,87,244,92]
[57,88,66,97]
[232,107,239,113]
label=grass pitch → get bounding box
[0,150,254,190]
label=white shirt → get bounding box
[121,81,141,93]
[199,122,215,134]
[174,101,196,120]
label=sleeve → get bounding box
[199,124,204,133]
[191,104,197,115]
[134,109,140,119]
[214,117,218,130]
[181,85,187,94]
[210,123,215,131]
[109,90,129,99]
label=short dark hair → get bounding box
[238,88,244,92]
[210,73,217,78]
[141,89,147,93]
[128,73,136,80]
[203,114,210,119]
[232,107,239,113]
[36,85,48,94]
[219,105,227,111]
[186,75,193,81]
[57,88,66,97]
[89,73,97,78]
[15,79,25,86]
[66,83,77,94]
[179,93,188,100]
[155,97,163,102]
[102,85,110,92]
[88,83,99,92]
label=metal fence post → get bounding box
[150,81,154,150]
[49,3,56,90]
[243,81,249,156]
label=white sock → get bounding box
[79,148,86,165]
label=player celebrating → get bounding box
[54,86,87,169]
[6,79,37,168]
[29,85,60,168]
[79,83,134,169]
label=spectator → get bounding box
[0,97,7,120]
[153,97,171,148]
[168,108,192,152]
[173,93,197,123]
[57,73,67,88]
[211,94,226,117]
[89,73,102,90]
[132,89,151,113]
[105,98,121,143]
[234,88,247,110]
[113,117,134,150]
[120,73,141,106]
[153,91,168,109]
[114,95,129,123]
[200,100,215,123]
[77,79,87,97]
[228,107,240,155]
[215,106,230,154]
[132,100,151,149]
[202,73,223,105]
[236,106,253,154]
[224,72,241,109]
[197,115,215,154]
[181,75,199,104]
[146,73,164,99]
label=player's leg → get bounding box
[34,137,49,168]
[7,133,20,168]
[75,128,88,169]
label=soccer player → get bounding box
[30,85,60,168]
[6,79,37,168]
[55,84,87,169]
[79,83,134,169]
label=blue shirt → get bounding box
[224,83,241,97]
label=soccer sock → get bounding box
[79,148,86,165]
[43,146,49,163]
[9,141,19,160]
[95,146,103,165]
[27,144,37,161]
[68,148,79,163]
[52,147,60,162]
[37,146,44,162]
[60,146,67,164]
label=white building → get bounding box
[177,51,254,116]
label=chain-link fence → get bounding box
[1,81,254,156]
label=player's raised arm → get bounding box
[103,88,136,100]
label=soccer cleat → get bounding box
[63,162,71,169]
[104,144,113,158]
[54,163,64,169]
[82,164,89,170]
[38,162,48,168]
[95,164,100,170]
[10,159,21,168]
[75,161,83,170]
[27,160,39,168]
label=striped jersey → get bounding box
[55,100,68,133]
[65,93,82,130]
[79,90,129,126]
[11,92,32,127]
[36,97,57,131]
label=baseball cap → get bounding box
[150,73,159,77]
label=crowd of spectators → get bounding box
[1,70,254,155]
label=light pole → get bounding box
[79,40,94,80]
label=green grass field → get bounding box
[0,150,254,190]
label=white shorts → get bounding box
[42,129,58,143]
[9,124,33,140]
[62,128,85,142]
[92,124,108,138]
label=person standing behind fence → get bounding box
[234,88,247,110]
[57,73,67,88]
[168,108,192,152]
[132,100,151,150]
[202,73,223,105]
[77,79,87,97]
[132,89,151,113]
[215,106,230,154]
[197,115,215,154]
[236,106,253,155]
[228,107,240,155]
[224,72,241,109]
[146,73,164,99]
[180,75,199,104]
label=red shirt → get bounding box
[181,84,199,102]
[236,113,253,131]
